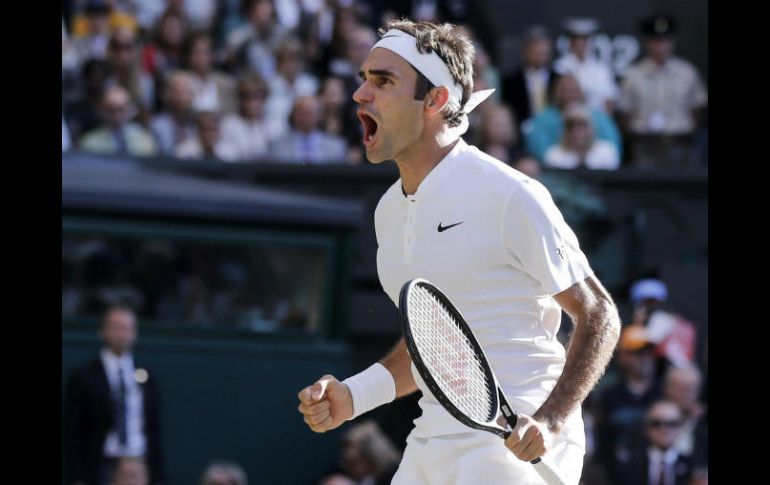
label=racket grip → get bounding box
[532,458,568,485]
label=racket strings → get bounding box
[409,285,494,422]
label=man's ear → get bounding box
[425,86,451,117]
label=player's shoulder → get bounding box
[457,143,548,195]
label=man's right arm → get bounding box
[297,337,416,433]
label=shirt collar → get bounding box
[404,138,468,200]
[101,347,134,371]
[648,446,679,465]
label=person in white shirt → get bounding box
[544,103,620,170]
[297,19,621,485]
[219,74,285,161]
[554,18,619,113]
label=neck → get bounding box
[395,127,459,195]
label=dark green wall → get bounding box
[62,331,356,485]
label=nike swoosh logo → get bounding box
[437,221,464,232]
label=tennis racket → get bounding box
[399,278,567,485]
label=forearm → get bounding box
[534,301,620,432]
[380,338,418,397]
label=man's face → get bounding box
[569,35,590,57]
[665,369,701,409]
[555,76,582,108]
[618,346,656,379]
[111,459,148,485]
[291,96,321,133]
[524,38,551,69]
[645,402,683,450]
[101,309,137,355]
[353,48,426,164]
[646,37,674,63]
[167,75,194,113]
[102,87,133,128]
[190,38,213,73]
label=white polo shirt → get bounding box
[375,138,593,444]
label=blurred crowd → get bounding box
[62,0,708,170]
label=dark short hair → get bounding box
[102,304,136,327]
[379,19,475,128]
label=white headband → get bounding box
[372,29,495,119]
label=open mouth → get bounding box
[358,111,379,147]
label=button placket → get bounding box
[404,196,417,262]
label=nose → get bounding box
[352,81,373,105]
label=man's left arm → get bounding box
[505,275,621,461]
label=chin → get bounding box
[365,148,389,164]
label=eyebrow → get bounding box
[358,69,398,81]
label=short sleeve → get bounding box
[501,180,594,295]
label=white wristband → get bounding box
[342,363,396,420]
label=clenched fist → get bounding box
[297,374,354,433]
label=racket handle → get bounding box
[532,458,568,485]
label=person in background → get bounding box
[554,17,618,113]
[200,460,248,485]
[141,9,188,81]
[64,305,165,485]
[106,27,155,122]
[663,365,708,476]
[617,14,708,169]
[185,31,237,114]
[613,400,695,485]
[475,103,519,164]
[543,103,620,170]
[318,421,401,485]
[265,36,320,135]
[524,73,621,162]
[79,84,158,157]
[596,324,663,482]
[219,73,284,161]
[110,457,149,485]
[175,110,239,161]
[501,26,558,141]
[270,95,347,164]
[150,70,198,155]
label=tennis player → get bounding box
[298,19,621,484]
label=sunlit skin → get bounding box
[352,47,456,195]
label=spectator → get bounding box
[501,26,558,141]
[270,95,347,164]
[79,85,158,157]
[200,460,248,485]
[64,305,165,485]
[66,59,114,143]
[543,103,620,170]
[511,155,542,179]
[141,9,188,80]
[220,73,284,160]
[476,104,518,164]
[110,457,149,485]
[524,73,621,162]
[150,71,198,155]
[64,117,73,152]
[176,111,239,161]
[186,31,237,113]
[70,0,114,66]
[617,15,708,169]
[613,401,695,485]
[328,25,376,101]
[226,0,288,79]
[106,28,156,121]
[71,0,139,41]
[554,17,618,113]
[630,277,698,370]
[265,36,320,134]
[319,421,401,485]
[663,365,708,471]
[597,324,663,481]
